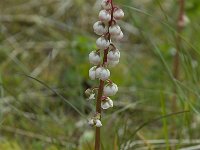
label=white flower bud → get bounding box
[93,21,108,35]
[96,36,110,49]
[113,31,124,41]
[113,8,124,20]
[103,83,118,96]
[107,59,119,67]
[101,0,111,9]
[109,24,121,36]
[99,68,110,81]
[95,119,102,127]
[101,97,113,109]
[89,66,97,80]
[107,49,120,61]
[89,51,101,65]
[99,10,111,22]
[95,67,110,81]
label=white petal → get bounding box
[101,101,110,109]
[89,66,97,80]
[111,83,118,94]
[103,85,113,96]
[107,59,119,67]
[93,21,108,35]
[95,119,102,127]
[107,49,120,61]
[89,51,101,65]
[95,67,103,78]
[113,31,124,41]
[99,10,111,23]
[113,8,124,20]
[103,83,118,96]
[107,99,113,107]
[109,24,121,36]
[96,36,110,49]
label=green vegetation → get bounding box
[0,0,200,149]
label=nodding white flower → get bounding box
[95,67,110,81]
[88,119,95,126]
[107,49,120,61]
[101,0,111,9]
[96,36,110,49]
[88,93,95,100]
[89,66,97,80]
[109,24,121,36]
[88,118,102,127]
[107,59,119,67]
[85,89,95,100]
[99,10,111,22]
[101,97,113,109]
[93,21,108,35]
[89,51,101,65]
[103,83,118,96]
[95,119,102,127]
[113,31,124,41]
[113,8,124,20]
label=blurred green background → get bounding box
[0,0,200,149]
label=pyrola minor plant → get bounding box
[85,0,124,149]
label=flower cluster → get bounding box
[86,0,124,127]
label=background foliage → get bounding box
[0,0,200,149]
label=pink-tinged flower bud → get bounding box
[178,14,190,27]
[103,83,118,96]
[101,97,113,109]
[95,67,110,81]
[96,36,110,49]
[113,8,124,20]
[89,66,97,80]
[99,10,111,22]
[93,21,108,35]
[107,59,119,67]
[113,31,124,41]
[101,0,111,9]
[89,51,101,65]
[107,49,120,61]
[109,24,121,36]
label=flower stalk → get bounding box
[172,0,186,111]
[86,0,124,149]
